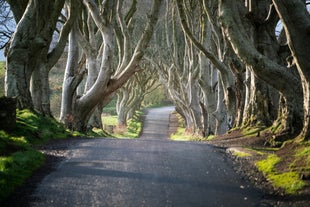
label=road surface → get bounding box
[30,106,268,207]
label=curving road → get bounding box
[29,106,268,207]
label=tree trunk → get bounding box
[214,74,227,135]
[6,0,65,110]
[242,70,272,127]
[219,0,303,134]
[117,88,130,126]
[61,0,163,132]
[272,0,310,141]
[60,22,85,128]
[31,62,53,116]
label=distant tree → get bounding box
[157,1,203,135]
[116,61,160,127]
[176,0,235,135]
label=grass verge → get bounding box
[0,109,72,201]
[256,154,306,194]
[101,110,143,138]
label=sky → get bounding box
[0,49,4,61]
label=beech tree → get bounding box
[219,0,303,136]
[60,0,163,131]
[156,1,203,135]
[162,0,234,135]
[272,0,310,141]
[116,63,159,126]
[159,0,308,141]
[4,0,309,141]
[5,0,78,116]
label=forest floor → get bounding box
[168,112,310,207]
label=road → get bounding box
[30,106,268,207]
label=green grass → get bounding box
[296,146,310,164]
[0,149,44,200]
[14,110,70,144]
[256,154,305,194]
[241,126,264,137]
[169,111,206,142]
[256,154,281,173]
[268,172,305,194]
[102,115,118,126]
[0,109,72,201]
[101,111,143,138]
[170,127,192,141]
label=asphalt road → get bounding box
[30,106,268,207]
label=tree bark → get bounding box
[5,0,76,115]
[272,0,310,141]
[61,0,163,132]
[219,0,303,134]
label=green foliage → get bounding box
[296,146,310,159]
[143,85,169,108]
[102,97,118,115]
[206,135,216,140]
[169,111,205,141]
[170,127,192,141]
[241,126,264,137]
[256,154,281,173]
[268,172,306,194]
[290,145,310,172]
[102,115,118,126]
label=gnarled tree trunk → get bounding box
[272,0,310,141]
[219,0,303,135]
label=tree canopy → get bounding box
[1,0,310,143]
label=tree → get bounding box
[60,0,163,131]
[272,0,310,141]
[156,1,203,135]
[5,0,78,116]
[116,63,160,127]
[219,0,303,136]
[175,0,243,135]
